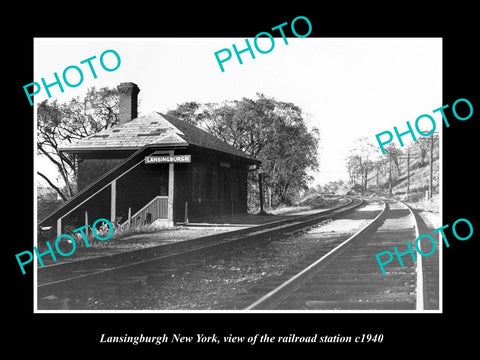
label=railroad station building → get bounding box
[39,82,260,237]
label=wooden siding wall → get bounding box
[174,150,249,222]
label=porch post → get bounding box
[57,217,62,238]
[168,150,174,224]
[85,211,89,236]
[111,179,116,223]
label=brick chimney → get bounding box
[117,82,140,125]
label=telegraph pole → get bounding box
[406,148,410,199]
[388,151,392,196]
[429,134,434,199]
[258,171,266,215]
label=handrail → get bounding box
[129,196,168,222]
[38,145,152,227]
[38,144,187,227]
[118,196,169,230]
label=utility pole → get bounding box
[258,170,266,215]
[364,166,368,194]
[389,151,392,196]
[406,148,410,199]
[429,134,434,199]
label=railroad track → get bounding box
[244,199,434,311]
[37,196,365,308]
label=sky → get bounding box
[34,37,442,187]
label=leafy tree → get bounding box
[169,94,320,207]
[346,137,379,191]
[322,180,347,194]
[384,143,403,175]
[37,87,119,201]
[166,101,206,125]
[411,137,430,166]
[346,154,361,186]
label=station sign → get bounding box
[145,155,191,164]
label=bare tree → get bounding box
[346,137,379,191]
[37,87,119,201]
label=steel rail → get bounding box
[38,197,365,292]
[244,200,389,310]
[244,198,425,311]
[400,201,424,311]
[38,196,355,273]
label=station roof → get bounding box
[59,112,259,163]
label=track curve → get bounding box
[245,199,426,311]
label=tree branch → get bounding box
[37,171,67,202]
